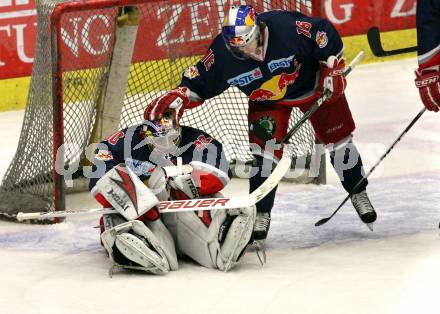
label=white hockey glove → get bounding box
[91,164,159,221]
[101,219,178,275]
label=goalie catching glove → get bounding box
[319,55,346,104]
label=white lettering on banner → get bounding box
[325,0,354,24]
[0,0,12,7]
[0,9,35,19]
[61,15,111,57]
[0,25,11,66]
[157,3,217,46]
[189,1,212,41]
[156,4,184,46]
[13,22,35,63]
[391,0,416,18]
[61,17,81,57]
[82,15,111,55]
[0,0,31,5]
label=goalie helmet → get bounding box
[141,109,181,154]
[222,5,263,61]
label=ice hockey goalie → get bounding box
[89,108,256,275]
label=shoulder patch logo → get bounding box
[106,131,125,145]
[316,31,328,48]
[202,49,215,71]
[184,66,200,79]
[296,20,312,38]
[95,150,113,161]
[227,68,263,86]
[194,135,213,151]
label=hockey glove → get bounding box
[319,56,346,104]
[144,87,203,121]
[415,65,440,112]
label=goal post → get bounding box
[0,0,324,221]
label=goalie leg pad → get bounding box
[216,205,256,271]
[101,220,178,274]
[175,205,256,272]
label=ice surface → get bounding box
[0,59,439,314]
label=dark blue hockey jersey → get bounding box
[180,10,343,105]
[88,125,229,190]
[416,0,440,67]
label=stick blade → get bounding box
[367,27,387,57]
[314,217,330,227]
[367,26,417,57]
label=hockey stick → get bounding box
[367,26,417,57]
[16,196,254,221]
[315,107,427,227]
[17,52,364,222]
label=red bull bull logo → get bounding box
[249,63,302,102]
[245,8,256,26]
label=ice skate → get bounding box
[350,190,377,231]
[253,212,271,240]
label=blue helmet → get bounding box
[222,5,262,59]
[141,110,181,154]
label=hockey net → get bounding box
[0,0,323,220]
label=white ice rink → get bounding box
[0,58,439,314]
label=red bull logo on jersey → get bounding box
[268,55,295,73]
[250,63,302,102]
[227,67,263,86]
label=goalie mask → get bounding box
[222,5,265,61]
[141,109,181,154]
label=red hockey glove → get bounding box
[144,87,203,121]
[319,56,346,104]
[415,66,440,112]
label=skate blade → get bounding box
[108,263,157,278]
[365,222,374,232]
[252,240,267,265]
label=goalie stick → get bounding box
[16,52,365,222]
[367,26,417,57]
[315,107,427,227]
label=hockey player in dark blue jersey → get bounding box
[144,5,376,240]
[88,107,255,274]
[415,0,440,112]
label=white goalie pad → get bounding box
[175,204,256,272]
[93,163,159,220]
[101,219,178,274]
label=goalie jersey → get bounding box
[416,0,440,67]
[180,10,343,105]
[88,125,228,190]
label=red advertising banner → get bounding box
[0,0,416,81]
[0,0,37,80]
[322,0,416,36]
